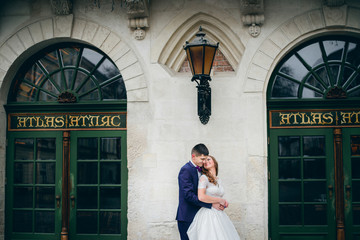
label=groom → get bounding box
[176,143,224,240]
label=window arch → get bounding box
[8,43,126,104]
[267,36,360,101]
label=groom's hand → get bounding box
[212,203,225,211]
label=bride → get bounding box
[187,155,240,240]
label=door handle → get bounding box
[346,185,351,199]
[328,185,333,199]
[70,195,75,208]
[56,195,61,208]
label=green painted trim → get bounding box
[342,128,360,240]
[69,130,127,240]
[268,129,336,240]
[6,130,128,240]
[4,102,127,113]
[5,131,63,240]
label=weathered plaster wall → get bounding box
[0,0,360,239]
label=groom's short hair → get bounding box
[192,143,209,156]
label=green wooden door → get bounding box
[343,128,360,240]
[69,130,127,239]
[266,36,360,240]
[269,128,336,240]
[6,130,127,240]
[5,131,63,240]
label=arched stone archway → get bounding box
[151,11,245,73]
[0,15,149,239]
[244,6,360,94]
[0,15,148,103]
[258,5,360,240]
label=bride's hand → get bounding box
[224,200,229,208]
[219,198,227,207]
[212,203,225,211]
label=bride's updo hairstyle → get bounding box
[202,155,219,185]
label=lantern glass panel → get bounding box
[204,46,216,75]
[186,48,194,75]
[189,46,204,75]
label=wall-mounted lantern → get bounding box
[184,26,219,124]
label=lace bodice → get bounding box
[198,175,225,198]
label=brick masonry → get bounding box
[179,49,234,73]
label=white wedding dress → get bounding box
[187,175,241,240]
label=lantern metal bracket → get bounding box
[192,75,211,125]
[184,26,218,125]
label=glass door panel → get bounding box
[6,132,62,240]
[343,128,360,240]
[69,131,127,240]
[269,129,336,240]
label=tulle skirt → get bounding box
[187,207,241,240]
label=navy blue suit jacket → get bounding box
[176,162,211,222]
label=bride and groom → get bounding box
[176,143,240,240]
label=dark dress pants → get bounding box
[177,221,191,240]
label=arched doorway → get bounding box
[267,36,360,240]
[5,43,127,240]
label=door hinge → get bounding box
[268,171,270,180]
[267,137,269,145]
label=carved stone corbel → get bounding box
[126,0,149,40]
[50,0,73,15]
[240,0,264,37]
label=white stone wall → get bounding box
[0,0,360,239]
